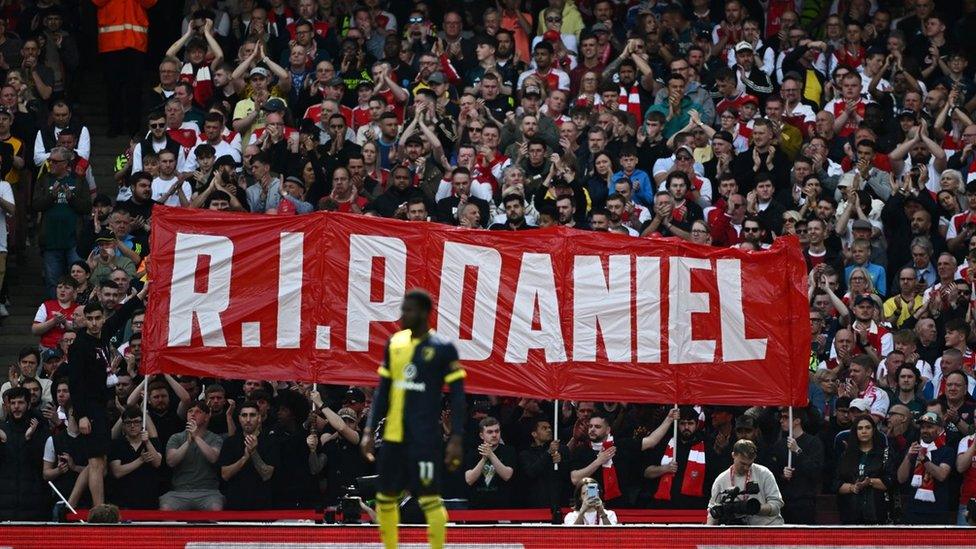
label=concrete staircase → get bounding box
[0,62,130,367]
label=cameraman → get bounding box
[707,439,784,525]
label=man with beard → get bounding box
[889,124,948,194]
[372,165,430,219]
[897,411,955,524]
[569,412,665,507]
[646,407,712,509]
[771,407,824,524]
[0,386,47,520]
[518,417,569,508]
[219,401,278,510]
[490,193,533,230]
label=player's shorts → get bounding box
[376,441,442,496]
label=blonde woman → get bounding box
[843,266,877,308]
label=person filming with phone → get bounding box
[564,477,618,525]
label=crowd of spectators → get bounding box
[2,0,976,527]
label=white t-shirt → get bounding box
[151,176,192,207]
[563,508,618,525]
[0,180,13,253]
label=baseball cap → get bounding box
[326,76,346,87]
[0,106,13,119]
[919,411,942,425]
[735,415,757,430]
[741,94,759,106]
[591,22,611,34]
[734,41,754,53]
[897,109,918,120]
[337,407,359,422]
[428,71,446,85]
[849,398,870,412]
[248,67,271,79]
[851,219,873,231]
[41,348,63,362]
[261,97,287,112]
[95,229,115,243]
[523,85,542,97]
[853,294,877,308]
[284,175,306,188]
[344,387,366,404]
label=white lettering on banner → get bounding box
[437,242,501,361]
[717,259,768,361]
[346,234,406,351]
[668,257,715,363]
[167,233,233,347]
[277,232,304,348]
[635,257,662,362]
[573,255,632,361]
[505,253,567,363]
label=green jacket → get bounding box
[646,97,703,139]
[32,172,90,251]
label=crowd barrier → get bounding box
[63,508,706,524]
[0,523,974,548]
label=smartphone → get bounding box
[586,483,599,499]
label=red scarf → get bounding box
[593,436,621,501]
[911,432,946,502]
[654,437,707,500]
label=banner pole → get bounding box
[673,403,678,443]
[141,376,148,429]
[553,400,559,471]
[787,406,794,468]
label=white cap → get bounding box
[849,398,870,412]
[734,41,754,53]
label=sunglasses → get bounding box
[546,17,562,22]
[743,227,761,233]
[150,123,165,129]
[409,16,424,24]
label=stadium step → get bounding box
[0,65,135,369]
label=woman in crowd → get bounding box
[834,415,892,525]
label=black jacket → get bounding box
[0,415,49,520]
[517,442,570,508]
[67,296,143,422]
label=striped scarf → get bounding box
[654,437,706,500]
[618,84,643,125]
[592,436,622,501]
[911,432,946,502]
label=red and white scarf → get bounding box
[619,84,643,125]
[654,437,707,500]
[911,432,947,502]
[592,436,622,501]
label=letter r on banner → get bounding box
[167,233,233,347]
[347,234,407,351]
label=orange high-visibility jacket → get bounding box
[93,0,158,53]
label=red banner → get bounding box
[143,207,810,406]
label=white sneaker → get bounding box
[0,304,8,317]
